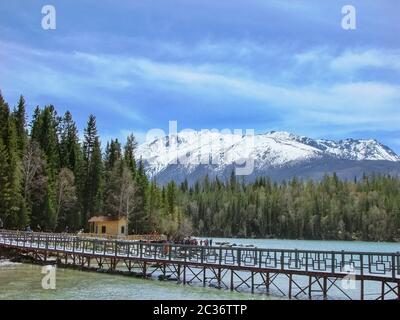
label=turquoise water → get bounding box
[0,261,272,300]
[203,237,400,252]
[0,238,398,300]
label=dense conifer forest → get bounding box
[0,92,399,241]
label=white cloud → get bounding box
[0,41,144,122]
[1,39,399,140]
[295,47,400,73]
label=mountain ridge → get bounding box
[136,130,400,184]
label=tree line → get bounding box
[181,173,400,241]
[0,92,399,241]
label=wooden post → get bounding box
[397,282,400,300]
[305,252,309,272]
[42,236,48,262]
[230,269,234,291]
[360,253,364,300]
[392,254,396,280]
[360,279,364,300]
[251,271,254,294]
[203,266,206,287]
[163,263,166,277]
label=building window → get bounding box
[101,226,106,234]
[121,226,125,235]
[95,225,98,234]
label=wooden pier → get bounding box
[0,230,399,300]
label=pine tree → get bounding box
[146,179,161,232]
[59,111,82,228]
[0,94,24,228]
[10,118,26,228]
[30,106,60,230]
[166,181,176,217]
[123,134,137,179]
[129,159,148,234]
[90,137,103,214]
[13,95,27,155]
[82,115,97,224]
[59,111,82,172]
[104,139,121,172]
[0,93,10,144]
[82,115,103,227]
[31,106,60,176]
[0,137,11,228]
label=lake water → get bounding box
[0,238,399,300]
[201,237,400,252]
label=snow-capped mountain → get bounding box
[136,130,400,184]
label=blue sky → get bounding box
[0,0,399,151]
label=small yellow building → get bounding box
[88,215,128,237]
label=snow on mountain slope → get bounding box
[266,131,400,161]
[136,130,400,179]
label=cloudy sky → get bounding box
[0,0,399,151]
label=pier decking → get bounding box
[0,230,399,300]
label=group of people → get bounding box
[173,236,213,246]
[161,237,214,255]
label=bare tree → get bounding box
[56,168,78,230]
[105,163,136,221]
[22,141,47,202]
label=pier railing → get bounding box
[1,229,399,280]
[76,232,167,241]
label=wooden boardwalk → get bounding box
[0,230,399,300]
